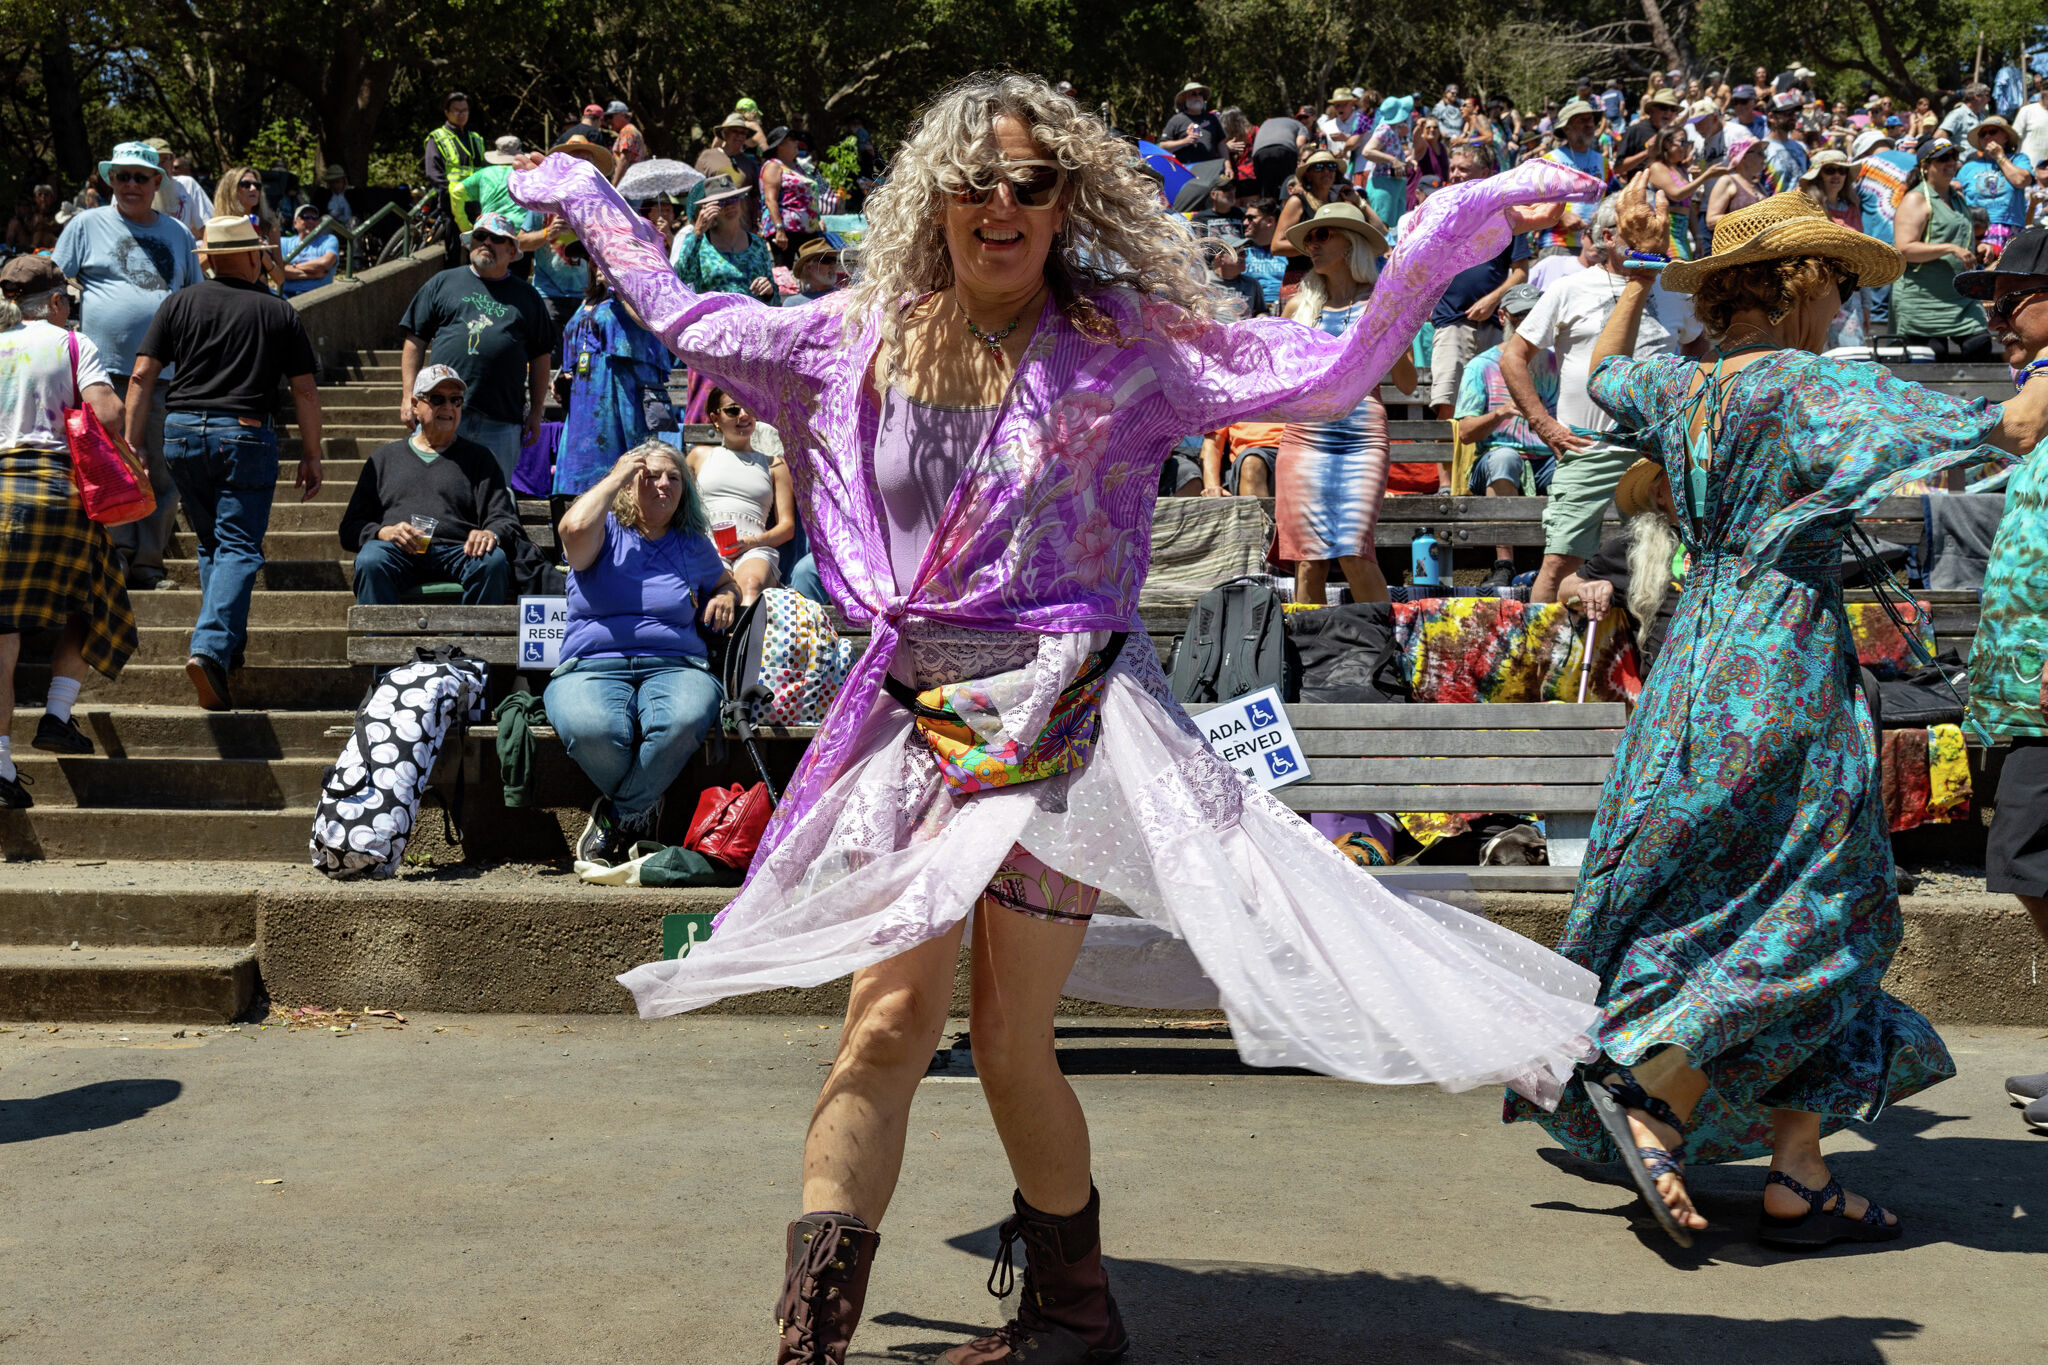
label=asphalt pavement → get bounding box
[1,1014,2042,1363]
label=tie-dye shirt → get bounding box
[1970,435,2048,739]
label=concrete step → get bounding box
[0,944,259,1022]
[192,500,348,533]
[313,383,405,403]
[11,754,334,808]
[7,707,353,758]
[51,662,369,709]
[281,423,409,441]
[165,529,355,562]
[163,559,355,592]
[0,868,266,945]
[0,807,314,862]
[128,590,353,629]
[282,458,365,496]
[130,626,350,668]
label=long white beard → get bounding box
[1624,513,1680,645]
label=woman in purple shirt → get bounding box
[546,441,738,865]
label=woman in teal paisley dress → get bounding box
[1507,184,2044,1249]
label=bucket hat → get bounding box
[1614,459,1669,519]
[98,141,161,183]
[485,135,523,166]
[1850,127,1895,159]
[1969,116,2017,153]
[1661,190,1901,294]
[1177,80,1211,107]
[1554,99,1597,125]
[1283,200,1388,257]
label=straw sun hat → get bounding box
[1660,190,1901,294]
[1283,200,1389,258]
[1613,458,1669,519]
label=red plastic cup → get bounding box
[712,522,740,556]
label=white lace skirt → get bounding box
[618,632,1599,1106]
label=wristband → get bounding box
[1623,250,1669,272]
[2016,358,2048,391]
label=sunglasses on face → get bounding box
[1987,282,2048,323]
[112,171,156,186]
[717,403,748,418]
[950,159,1067,210]
[238,179,261,190]
[1836,271,1861,304]
[419,392,464,409]
[1303,227,1342,245]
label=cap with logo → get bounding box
[412,364,469,398]
[1957,226,2048,298]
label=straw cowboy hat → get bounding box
[1969,115,2017,152]
[1177,80,1212,107]
[553,136,617,180]
[1283,200,1388,258]
[1661,190,1901,294]
[192,215,266,255]
[1613,459,1669,519]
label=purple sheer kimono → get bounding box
[512,154,1609,1101]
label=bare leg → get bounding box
[2018,894,2048,943]
[800,919,966,1225]
[1294,558,1329,606]
[969,900,1093,1216]
[733,556,778,607]
[1489,476,1518,564]
[1531,553,1584,604]
[1334,553,1389,604]
[1765,1108,1898,1225]
[1237,457,1271,498]
[1606,1044,1710,1233]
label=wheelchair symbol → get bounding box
[1264,746,1298,778]
[1247,698,1278,729]
[523,602,546,625]
[522,641,544,663]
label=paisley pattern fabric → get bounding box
[1504,350,1998,1163]
[514,154,1616,1100]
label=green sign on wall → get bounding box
[661,912,718,960]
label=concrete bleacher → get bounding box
[0,354,2020,1023]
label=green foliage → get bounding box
[818,137,863,195]
[243,117,323,187]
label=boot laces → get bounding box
[985,1213,1025,1300]
[785,1217,853,1360]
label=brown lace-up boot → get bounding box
[943,1186,1129,1364]
[775,1213,880,1364]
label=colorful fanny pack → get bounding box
[883,634,1128,794]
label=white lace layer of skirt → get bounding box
[617,633,1599,1108]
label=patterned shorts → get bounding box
[905,625,1102,927]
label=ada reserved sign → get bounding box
[1190,685,1310,791]
[517,595,569,669]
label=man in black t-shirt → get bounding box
[1161,81,1226,165]
[127,215,323,710]
[397,210,554,483]
[1616,89,1683,179]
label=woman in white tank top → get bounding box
[685,386,796,603]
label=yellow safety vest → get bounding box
[427,124,486,185]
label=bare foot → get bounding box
[1764,1163,1898,1226]
[1621,1100,1709,1233]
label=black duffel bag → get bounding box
[1286,602,1411,704]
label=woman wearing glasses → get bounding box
[512,74,1601,1364]
[1506,179,2046,1253]
[211,167,286,290]
[687,386,794,605]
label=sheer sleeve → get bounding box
[1740,354,2006,579]
[510,155,815,425]
[1151,157,1605,436]
[1588,352,1693,461]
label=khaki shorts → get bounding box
[1541,446,1634,559]
[1428,321,1499,407]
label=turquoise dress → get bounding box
[1506,351,1999,1163]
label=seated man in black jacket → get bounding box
[1557,458,1684,677]
[340,365,519,604]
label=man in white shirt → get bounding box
[146,141,210,237]
[2013,88,2048,170]
[1501,195,1697,602]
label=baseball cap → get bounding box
[1730,84,1758,101]
[412,365,468,398]
[1500,282,1542,315]
[1958,226,2048,297]
[1918,135,1961,164]
[583,103,605,120]
[604,100,630,116]
[1687,99,1721,124]
[1772,91,1803,111]
[0,254,66,297]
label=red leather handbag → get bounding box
[684,782,773,869]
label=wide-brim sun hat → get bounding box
[1178,80,1211,105]
[1283,200,1388,257]
[1298,149,1344,174]
[1661,190,1902,294]
[1850,128,1894,159]
[554,138,617,181]
[1969,116,2016,152]
[1613,459,1669,519]
[1377,96,1414,125]
[97,140,161,182]
[1554,99,1597,124]
[1645,89,1683,110]
[193,215,266,255]
[1799,149,1851,182]
[714,113,754,135]
[763,125,793,153]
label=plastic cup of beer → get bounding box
[407,514,438,553]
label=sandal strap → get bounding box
[1860,1199,1894,1227]
[1639,1145,1685,1182]
[1598,1066,1689,1149]
[1766,1169,1846,1215]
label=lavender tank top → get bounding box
[872,385,998,594]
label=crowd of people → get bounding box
[5,59,2048,1365]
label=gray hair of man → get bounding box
[1623,512,1682,646]
[1449,141,1496,174]
[0,288,62,332]
[1590,193,1622,250]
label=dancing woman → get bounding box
[512,73,1604,1363]
[1508,180,2048,1250]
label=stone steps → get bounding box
[0,873,265,946]
[11,754,335,808]
[0,807,314,862]
[127,591,354,629]
[6,707,352,757]
[162,558,357,591]
[0,944,260,1022]
[47,662,369,709]
[127,626,350,668]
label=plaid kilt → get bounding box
[0,452,137,678]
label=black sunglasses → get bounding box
[238,179,261,190]
[419,392,465,408]
[716,403,747,417]
[112,171,157,185]
[1987,282,2048,323]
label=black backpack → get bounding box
[1286,602,1411,704]
[1169,576,1293,704]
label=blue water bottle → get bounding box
[1411,527,1444,587]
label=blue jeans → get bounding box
[352,539,511,604]
[544,655,723,827]
[785,553,828,605]
[457,411,523,484]
[161,412,278,670]
[1468,445,1556,497]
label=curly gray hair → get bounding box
[843,71,1220,362]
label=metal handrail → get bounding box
[283,190,437,281]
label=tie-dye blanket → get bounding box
[1390,597,1636,704]
[1881,723,1972,832]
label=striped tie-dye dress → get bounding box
[1274,299,1390,564]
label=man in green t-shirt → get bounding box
[1955,229,2048,1132]
[450,136,524,234]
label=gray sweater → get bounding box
[339,435,522,551]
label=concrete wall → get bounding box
[288,245,443,371]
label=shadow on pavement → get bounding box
[862,1258,1919,1363]
[0,1078,183,1144]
